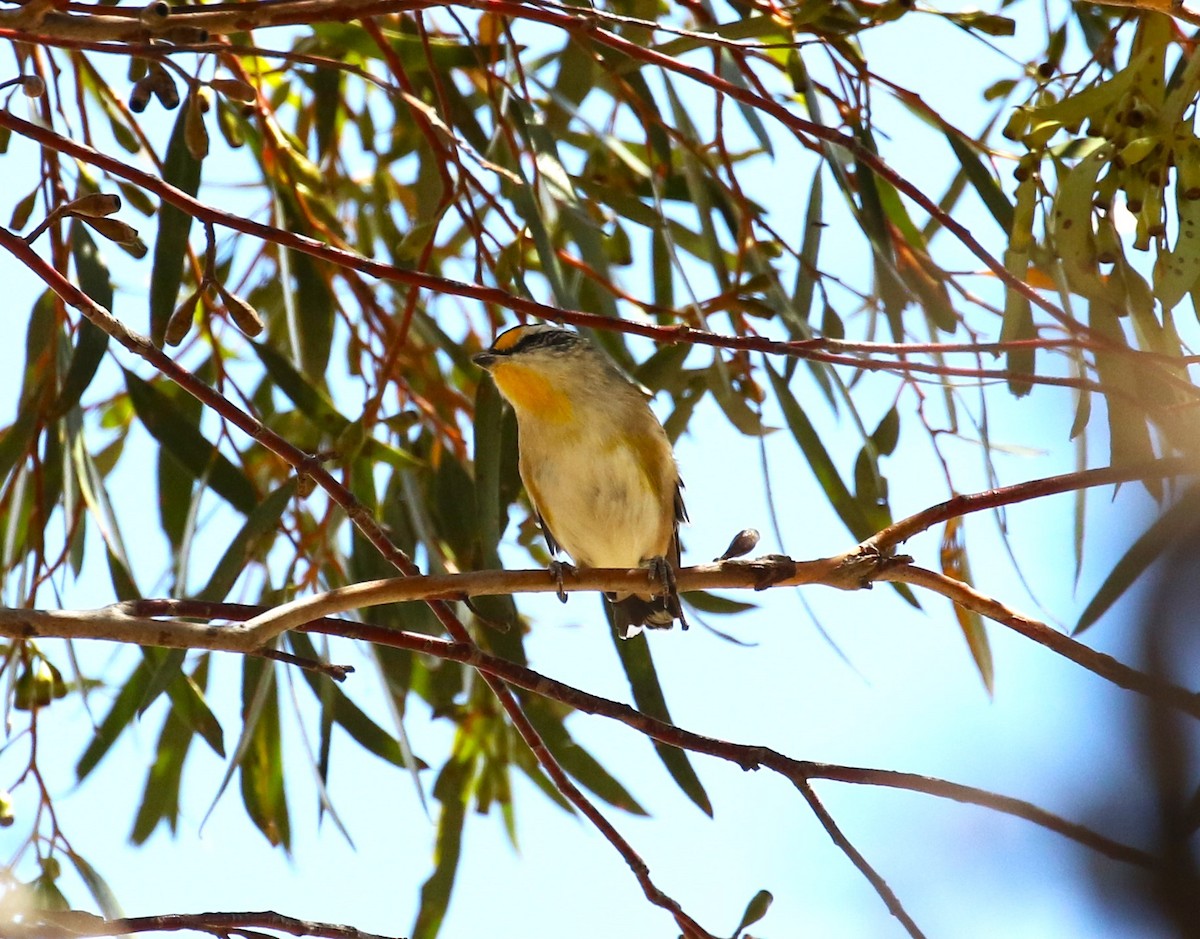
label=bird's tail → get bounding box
[608,592,683,640]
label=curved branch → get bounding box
[9,910,399,939]
[883,565,1200,720]
[0,597,1155,870]
[869,458,1197,552]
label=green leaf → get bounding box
[149,106,203,346]
[1089,302,1156,483]
[871,406,901,456]
[733,889,773,936]
[473,377,505,566]
[943,129,1014,234]
[523,698,647,815]
[0,408,41,492]
[610,628,712,816]
[1075,486,1200,635]
[238,657,291,849]
[252,340,345,432]
[76,661,152,780]
[131,666,201,844]
[57,226,112,415]
[681,590,757,615]
[302,664,417,767]
[197,480,296,601]
[123,369,258,514]
[765,361,875,541]
[64,853,123,919]
[252,341,417,470]
[289,249,335,380]
[942,9,1015,35]
[413,748,473,939]
[136,647,188,717]
[942,516,993,694]
[790,166,823,337]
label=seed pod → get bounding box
[83,216,140,246]
[716,528,760,561]
[129,75,154,113]
[138,1,169,24]
[210,78,256,103]
[21,75,44,98]
[219,286,264,337]
[67,192,122,219]
[165,286,201,346]
[149,64,180,110]
[14,660,54,710]
[184,92,209,160]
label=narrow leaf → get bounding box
[413,750,472,939]
[197,480,296,601]
[765,361,875,541]
[149,106,203,345]
[76,662,152,780]
[610,627,712,816]
[1076,486,1200,634]
[123,369,258,514]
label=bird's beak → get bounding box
[472,352,497,369]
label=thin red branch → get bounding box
[8,909,399,939]
[10,595,1157,870]
[794,779,928,939]
[884,565,1200,720]
[869,457,1196,551]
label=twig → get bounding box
[793,779,928,939]
[10,909,401,939]
[257,647,352,681]
[869,458,1196,551]
[882,565,1200,720]
[0,111,1138,398]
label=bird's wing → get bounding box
[664,479,684,567]
[536,510,562,556]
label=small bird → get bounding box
[473,323,686,638]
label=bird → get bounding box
[472,323,687,639]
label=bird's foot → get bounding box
[646,556,688,630]
[548,559,577,604]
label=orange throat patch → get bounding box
[492,362,574,423]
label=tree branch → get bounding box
[794,779,928,939]
[9,909,402,939]
[869,458,1196,551]
[0,598,1157,870]
[883,565,1200,720]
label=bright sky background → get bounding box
[0,3,1189,938]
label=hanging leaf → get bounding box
[148,105,203,345]
[609,627,712,816]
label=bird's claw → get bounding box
[548,559,576,603]
[647,556,688,630]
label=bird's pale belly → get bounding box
[525,447,667,569]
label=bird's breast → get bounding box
[521,433,673,569]
[490,362,574,424]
